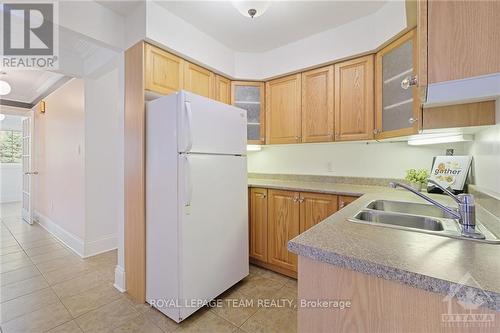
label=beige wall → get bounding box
[84,55,123,255]
[247,141,466,179]
[34,79,85,239]
[467,102,500,195]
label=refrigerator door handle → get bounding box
[184,155,192,207]
[184,101,193,152]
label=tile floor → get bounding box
[0,202,298,333]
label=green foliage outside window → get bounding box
[0,130,22,163]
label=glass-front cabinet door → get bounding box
[375,29,421,139]
[231,81,265,144]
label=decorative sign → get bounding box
[429,156,472,192]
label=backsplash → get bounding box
[247,173,401,187]
[468,185,500,219]
[467,123,500,195]
[247,141,467,179]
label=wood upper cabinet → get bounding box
[214,75,231,104]
[427,0,500,84]
[334,55,374,141]
[299,192,338,233]
[249,188,268,262]
[423,101,495,130]
[338,195,359,209]
[301,66,334,143]
[145,44,183,95]
[375,30,421,139]
[266,74,302,144]
[232,81,265,144]
[267,189,300,272]
[417,0,427,102]
[183,61,215,98]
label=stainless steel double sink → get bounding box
[348,200,500,244]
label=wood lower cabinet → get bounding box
[214,75,231,104]
[249,188,268,262]
[334,55,374,141]
[301,66,334,143]
[339,195,359,209]
[249,188,341,276]
[266,74,302,144]
[267,189,300,272]
[183,61,215,98]
[299,192,338,233]
[145,43,183,95]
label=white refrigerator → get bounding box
[146,91,249,323]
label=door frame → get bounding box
[21,111,35,224]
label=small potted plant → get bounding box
[405,169,429,192]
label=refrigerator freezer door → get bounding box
[146,93,182,321]
[178,91,247,155]
[177,153,248,320]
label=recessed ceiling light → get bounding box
[0,72,11,96]
[232,1,270,18]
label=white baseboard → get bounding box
[114,265,126,292]
[35,211,118,259]
[34,211,85,257]
[83,234,117,258]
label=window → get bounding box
[0,130,22,163]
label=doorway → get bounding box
[0,112,30,222]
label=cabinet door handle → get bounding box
[408,117,418,124]
[401,75,418,90]
[339,201,345,208]
[183,155,192,207]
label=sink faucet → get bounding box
[389,180,485,239]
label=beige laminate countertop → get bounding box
[248,178,389,196]
[248,177,500,310]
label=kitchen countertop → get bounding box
[248,177,500,311]
[248,178,390,196]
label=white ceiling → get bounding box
[156,1,387,52]
[0,26,120,105]
[96,0,142,16]
[0,70,65,104]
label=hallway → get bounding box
[0,202,121,332]
[0,203,297,333]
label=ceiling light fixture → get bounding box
[0,72,11,96]
[0,114,5,122]
[233,1,270,18]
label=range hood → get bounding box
[425,73,500,108]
